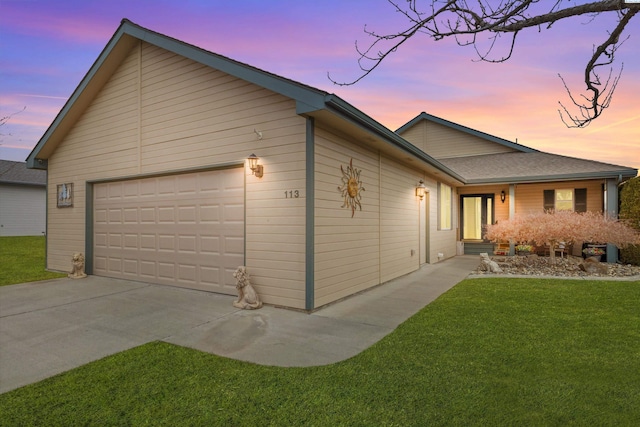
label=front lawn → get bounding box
[1,278,638,425]
[0,236,66,286]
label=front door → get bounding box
[460,195,494,240]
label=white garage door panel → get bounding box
[94,168,244,294]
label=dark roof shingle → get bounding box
[0,160,46,186]
[439,152,637,184]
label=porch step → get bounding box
[463,242,495,255]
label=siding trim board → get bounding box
[305,117,315,311]
[85,182,94,274]
[86,162,244,186]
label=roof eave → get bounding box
[122,20,328,107]
[26,23,139,170]
[0,181,46,187]
[323,96,466,184]
[465,169,638,185]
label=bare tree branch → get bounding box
[330,0,639,127]
[0,106,26,143]
[0,106,26,128]
[559,7,637,127]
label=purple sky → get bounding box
[1,0,638,171]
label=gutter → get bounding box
[323,95,467,184]
[465,170,638,185]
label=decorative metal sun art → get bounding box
[338,158,365,217]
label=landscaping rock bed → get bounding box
[473,254,640,278]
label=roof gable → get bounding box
[397,112,538,155]
[26,19,328,169]
[25,19,463,184]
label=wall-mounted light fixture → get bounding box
[247,154,263,178]
[500,190,506,203]
[416,180,427,200]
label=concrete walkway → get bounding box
[0,256,479,394]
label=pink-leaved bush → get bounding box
[485,210,640,264]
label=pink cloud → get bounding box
[0,4,114,44]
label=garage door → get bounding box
[93,168,244,294]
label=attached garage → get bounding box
[92,167,244,294]
[25,20,468,310]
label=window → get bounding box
[555,189,573,211]
[543,188,587,212]
[439,183,452,230]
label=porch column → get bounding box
[605,178,619,263]
[508,184,515,256]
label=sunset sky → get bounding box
[1,0,638,171]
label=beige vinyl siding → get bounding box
[314,126,381,307]
[314,125,441,307]
[47,47,141,271]
[514,180,604,214]
[399,123,426,152]
[138,43,302,173]
[400,120,518,159]
[46,41,308,309]
[379,156,421,283]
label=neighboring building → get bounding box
[26,20,637,310]
[0,160,46,236]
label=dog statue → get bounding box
[479,253,503,273]
[232,266,262,309]
[68,252,87,279]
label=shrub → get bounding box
[485,210,640,264]
[620,176,640,230]
[620,245,640,266]
[620,177,640,266]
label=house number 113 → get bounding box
[285,190,300,198]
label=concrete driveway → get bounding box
[0,256,479,394]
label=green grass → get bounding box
[0,236,66,286]
[1,278,638,426]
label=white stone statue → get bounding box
[232,266,262,309]
[479,253,503,273]
[68,252,87,279]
